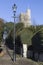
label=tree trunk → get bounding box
[23,44,27,58]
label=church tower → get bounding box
[19,9,32,27]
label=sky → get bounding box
[0,0,43,25]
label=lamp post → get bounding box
[12,4,17,62]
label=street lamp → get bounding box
[12,4,17,62]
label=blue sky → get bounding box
[0,0,43,25]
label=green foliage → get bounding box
[6,22,43,46]
[27,26,36,33]
[38,28,43,45]
[5,22,14,32]
[5,30,14,50]
[20,28,33,45]
[16,23,24,32]
[0,18,4,44]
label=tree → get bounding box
[0,18,4,44]
[16,23,24,33]
[39,28,43,45]
[5,22,14,32]
[20,28,33,45]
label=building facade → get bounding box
[19,9,32,27]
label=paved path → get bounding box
[0,56,38,65]
[0,48,38,65]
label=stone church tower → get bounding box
[19,9,31,27]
